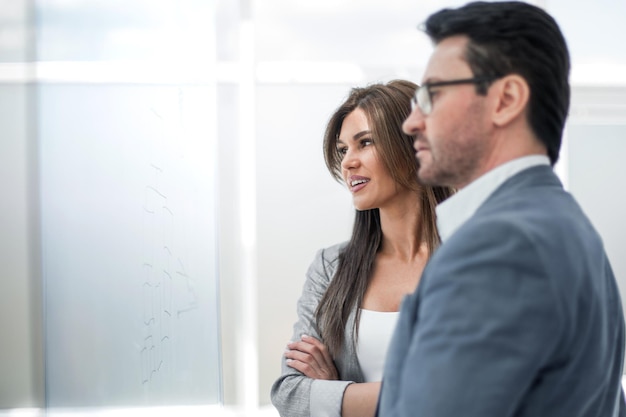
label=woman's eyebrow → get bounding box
[337,130,371,145]
[353,130,371,140]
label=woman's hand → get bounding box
[285,335,339,380]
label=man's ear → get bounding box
[492,75,530,127]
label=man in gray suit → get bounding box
[377,2,626,416]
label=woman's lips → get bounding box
[349,176,370,193]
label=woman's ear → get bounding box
[491,74,530,127]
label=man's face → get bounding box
[403,35,493,189]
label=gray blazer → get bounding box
[271,242,365,417]
[377,165,626,417]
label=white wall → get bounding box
[0,0,44,408]
[567,86,626,314]
[255,83,355,404]
[0,82,44,409]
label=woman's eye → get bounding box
[337,147,347,155]
[361,138,373,147]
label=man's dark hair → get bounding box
[424,1,570,165]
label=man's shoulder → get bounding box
[454,193,587,253]
[473,166,582,232]
[434,180,604,286]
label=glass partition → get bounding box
[36,0,221,410]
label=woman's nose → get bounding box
[341,148,359,170]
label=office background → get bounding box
[1,0,625,415]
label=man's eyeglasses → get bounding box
[411,76,498,115]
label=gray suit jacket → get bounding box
[377,165,626,416]
[271,242,364,417]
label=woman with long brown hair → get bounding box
[271,80,454,417]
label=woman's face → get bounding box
[337,108,409,211]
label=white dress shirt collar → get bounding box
[436,155,550,242]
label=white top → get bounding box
[436,155,551,242]
[356,309,400,382]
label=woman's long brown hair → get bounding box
[316,80,454,357]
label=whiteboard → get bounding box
[39,83,221,408]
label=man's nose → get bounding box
[403,107,426,136]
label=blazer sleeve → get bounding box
[271,245,354,417]
[381,219,562,417]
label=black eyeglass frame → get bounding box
[411,76,499,115]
